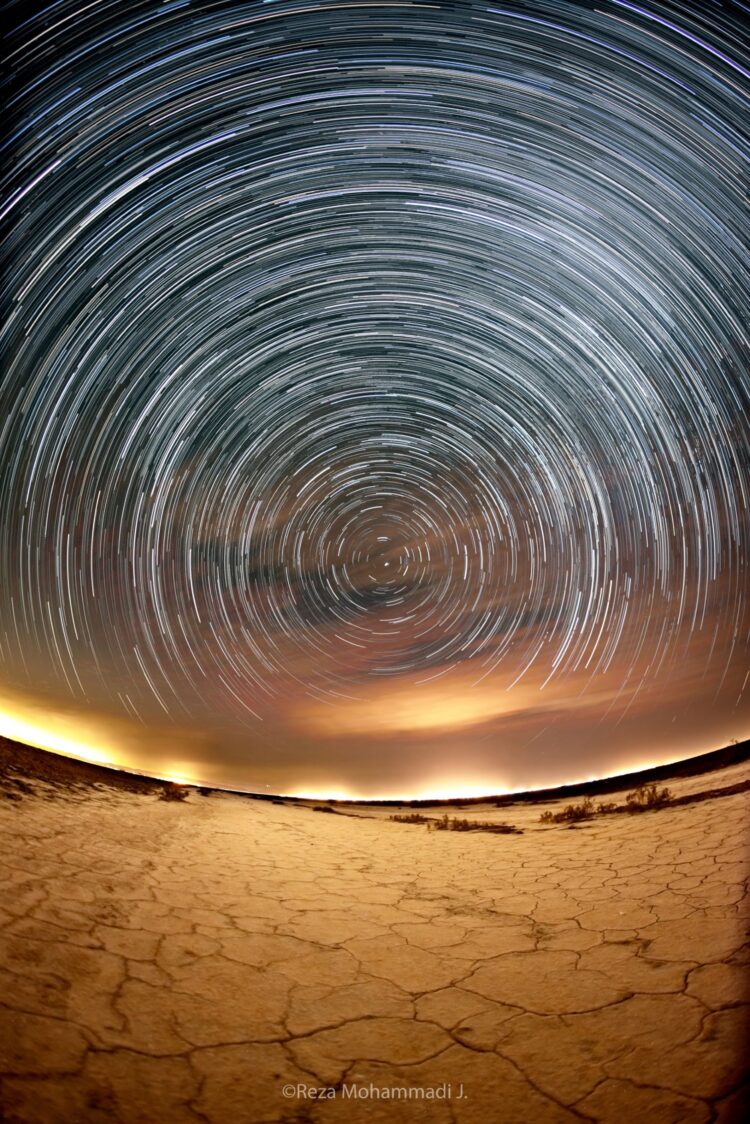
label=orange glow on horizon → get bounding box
[0,692,746,804]
[0,703,116,769]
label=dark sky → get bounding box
[1,0,748,797]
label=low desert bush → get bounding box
[158,784,189,801]
[625,783,673,810]
[539,797,595,824]
[390,812,431,824]
[596,801,618,814]
[539,785,673,823]
[432,814,521,834]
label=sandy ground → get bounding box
[0,755,748,1122]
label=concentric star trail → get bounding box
[1,0,748,795]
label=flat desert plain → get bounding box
[0,746,748,1123]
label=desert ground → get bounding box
[0,742,747,1123]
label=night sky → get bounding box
[1,0,748,798]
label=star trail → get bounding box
[1,0,748,797]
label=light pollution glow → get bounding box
[0,685,746,802]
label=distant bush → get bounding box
[159,784,189,801]
[313,804,336,813]
[390,812,431,824]
[625,783,673,811]
[432,814,521,834]
[539,785,674,823]
[539,797,595,824]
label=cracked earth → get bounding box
[0,756,748,1123]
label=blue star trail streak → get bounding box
[0,0,748,795]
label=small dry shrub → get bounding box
[596,801,618,814]
[539,797,594,824]
[539,785,674,823]
[432,814,521,834]
[625,783,673,811]
[158,784,189,801]
[390,812,431,824]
